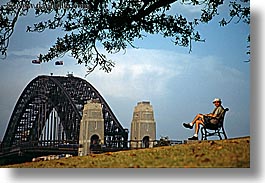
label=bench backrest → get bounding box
[206,108,229,129]
[216,108,229,128]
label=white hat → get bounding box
[213,98,221,103]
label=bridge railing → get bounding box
[0,140,80,153]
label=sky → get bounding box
[0,0,250,142]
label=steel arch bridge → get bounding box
[0,74,128,161]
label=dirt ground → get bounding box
[1,136,250,168]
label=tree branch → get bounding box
[134,0,177,20]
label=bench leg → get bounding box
[222,127,228,139]
[201,128,207,140]
[218,131,222,140]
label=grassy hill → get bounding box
[1,136,250,168]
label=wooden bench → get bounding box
[201,108,229,140]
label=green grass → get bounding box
[1,136,250,168]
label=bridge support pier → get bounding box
[78,99,104,156]
[130,101,156,148]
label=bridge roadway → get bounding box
[0,140,79,165]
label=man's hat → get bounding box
[213,98,222,103]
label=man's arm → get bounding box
[204,113,217,118]
[206,107,224,119]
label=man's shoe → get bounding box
[188,136,198,140]
[183,123,193,129]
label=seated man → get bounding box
[182,98,225,140]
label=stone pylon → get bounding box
[130,101,156,148]
[78,99,104,156]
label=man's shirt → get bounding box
[212,106,225,119]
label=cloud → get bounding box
[85,48,185,100]
[167,1,203,18]
[2,47,247,101]
[82,48,247,105]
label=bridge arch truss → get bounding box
[1,75,128,153]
